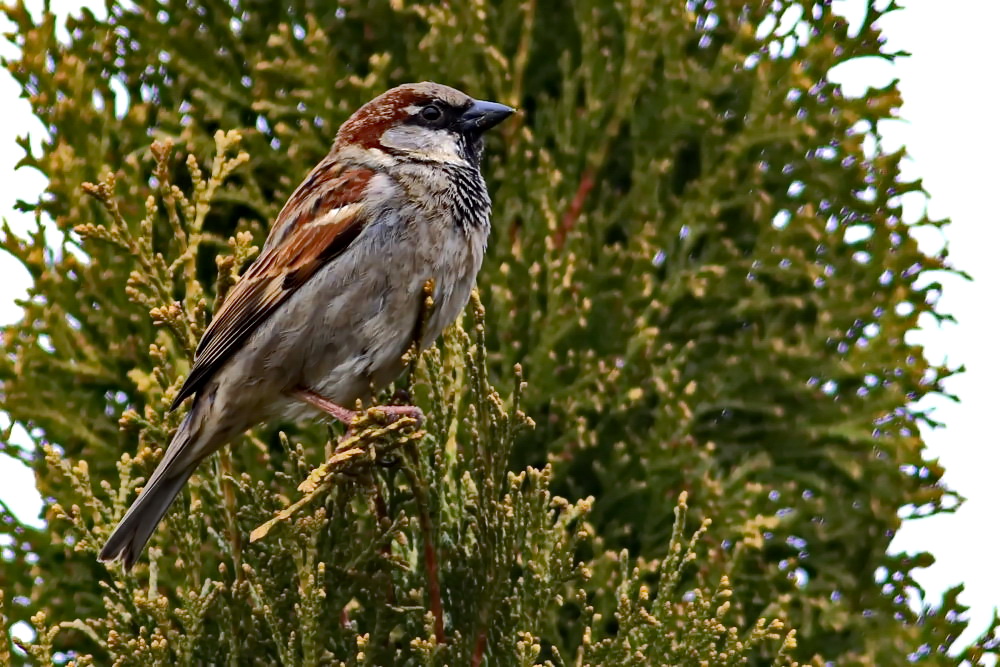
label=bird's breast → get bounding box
[291,196,487,407]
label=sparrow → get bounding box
[99,82,514,569]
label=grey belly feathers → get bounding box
[191,191,487,452]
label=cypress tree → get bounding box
[1,1,995,664]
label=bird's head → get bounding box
[335,82,514,169]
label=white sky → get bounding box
[0,0,996,651]
[826,0,1000,649]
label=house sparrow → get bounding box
[99,82,514,569]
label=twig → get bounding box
[553,169,595,249]
[403,441,445,645]
[249,447,365,542]
[218,448,243,579]
[472,629,488,667]
[370,475,397,605]
[249,414,421,542]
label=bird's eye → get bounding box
[420,105,443,122]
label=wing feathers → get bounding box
[170,166,375,410]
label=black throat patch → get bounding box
[443,164,491,232]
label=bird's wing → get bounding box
[170,162,376,410]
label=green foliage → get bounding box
[0,0,996,664]
[2,131,797,665]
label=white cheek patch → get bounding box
[380,125,467,165]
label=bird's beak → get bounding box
[460,99,515,134]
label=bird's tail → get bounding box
[99,410,205,570]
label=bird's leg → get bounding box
[292,388,425,428]
[292,388,356,425]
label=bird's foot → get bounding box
[292,387,425,431]
[365,404,425,426]
[293,387,422,475]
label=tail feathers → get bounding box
[100,410,207,570]
[98,465,196,570]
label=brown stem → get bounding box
[218,448,243,579]
[508,217,522,250]
[371,477,396,606]
[421,511,444,645]
[553,169,595,249]
[471,629,488,667]
[404,442,445,645]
